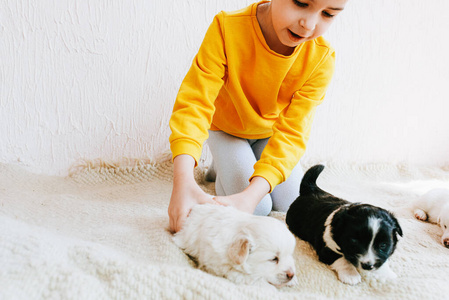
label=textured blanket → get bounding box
[1,157,449,300]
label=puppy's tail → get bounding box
[300,164,325,196]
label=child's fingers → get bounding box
[210,197,223,206]
[175,216,185,233]
[213,196,229,206]
[169,217,176,233]
[169,210,186,233]
[177,204,199,232]
[198,194,219,205]
[172,197,220,232]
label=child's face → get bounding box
[270,0,348,48]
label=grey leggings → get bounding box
[206,130,303,216]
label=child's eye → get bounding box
[322,11,335,18]
[293,0,308,8]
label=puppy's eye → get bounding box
[445,225,447,229]
[379,243,387,250]
[350,238,358,244]
[270,257,279,264]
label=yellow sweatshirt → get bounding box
[169,1,335,191]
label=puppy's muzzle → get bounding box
[282,268,295,283]
[287,271,294,280]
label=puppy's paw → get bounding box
[386,271,397,280]
[414,209,427,221]
[337,270,361,285]
[331,257,361,285]
[370,269,397,281]
[370,262,397,281]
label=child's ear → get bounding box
[228,234,251,265]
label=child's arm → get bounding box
[168,154,217,233]
[168,14,227,232]
[169,13,226,166]
[252,51,336,191]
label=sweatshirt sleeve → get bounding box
[169,13,227,165]
[251,50,336,191]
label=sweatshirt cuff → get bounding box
[250,163,284,193]
[170,139,202,167]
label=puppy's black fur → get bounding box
[286,165,402,271]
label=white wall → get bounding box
[1,0,448,176]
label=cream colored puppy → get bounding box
[413,188,449,247]
[173,204,297,288]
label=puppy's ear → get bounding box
[394,222,403,237]
[390,214,403,237]
[228,235,251,265]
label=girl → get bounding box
[168,0,348,232]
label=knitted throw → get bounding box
[1,157,449,300]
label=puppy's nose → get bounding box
[361,262,374,270]
[286,269,295,280]
[444,239,449,248]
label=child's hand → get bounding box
[214,176,271,214]
[168,182,217,233]
[213,193,257,214]
[168,154,219,233]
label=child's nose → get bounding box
[299,14,318,32]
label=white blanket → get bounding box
[1,158,449,300]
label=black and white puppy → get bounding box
[286,164,402,285]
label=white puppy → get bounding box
[413,188,449,247]
[173,204,297,288]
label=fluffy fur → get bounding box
[286,165,402,285]
[412,188,449,247]
[173,204,297,288]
